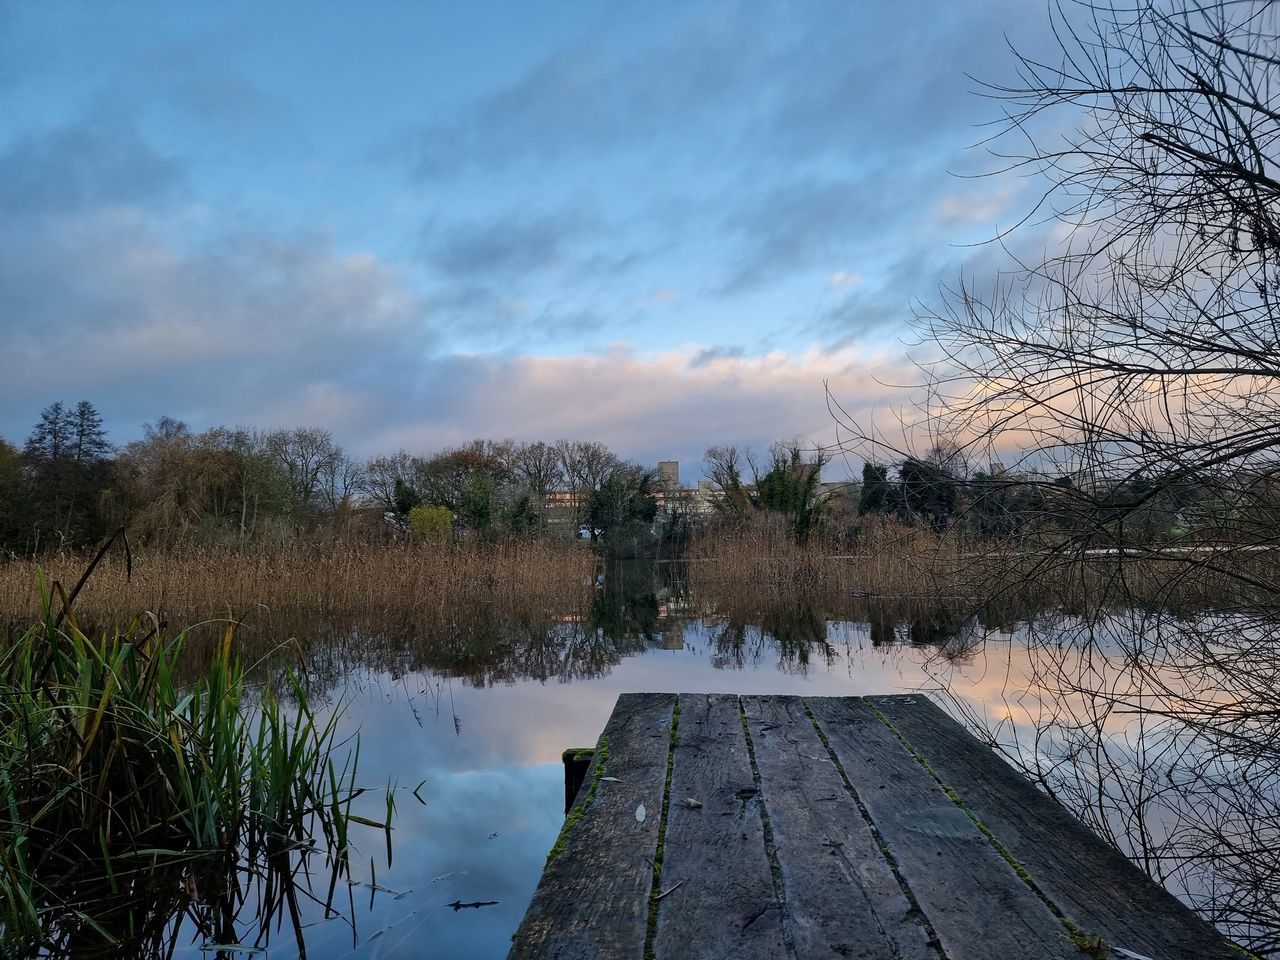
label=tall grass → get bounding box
[0,539,595,625]
[0,572,382,958]
[687,521,1280,612]
[686,522,981,598]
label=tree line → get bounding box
[847,443,1280,549]
[0,405,684,554]
[7,400,1261,557]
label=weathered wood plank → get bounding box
[652,693,788,959]
[872,694,1237,960]
[509,693,674,960]
[516,693,1236,960]
[807,696,1079,960]
[742,695,936,960]
[562,748,594,815]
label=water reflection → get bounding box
[11,567,1279,957]
[935,608,1280,955]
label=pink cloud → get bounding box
[363,344,917,471]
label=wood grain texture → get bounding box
[651,694,789,959]
[513,693,1239,960]
[872,694,1237,960]
[807,696,1080,960]
[743,695,937,960]
[509,693,674,960]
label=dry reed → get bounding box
[686,523,982,598]
[687,522,1280,613]
[0,539,596,627]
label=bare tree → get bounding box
[846,7,1280,953]
[318,453,363,512]
[704,445,752,524]
[837,0,1280,577]
[266,428,345,520]
[515,441,565,523]
[554,440,619,524]
[577,441,619,494]
[361,451,419,513]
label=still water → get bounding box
[121,574,1280,957]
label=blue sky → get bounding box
[0,2,1056,471]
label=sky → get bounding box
[0,1,1058,474]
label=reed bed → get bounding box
[0,575,384,957]
[687,523,1280,613]
[686,523,983,599]
[0,539,596,627]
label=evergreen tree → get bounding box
[393,477,421,517]
[72,400,111,464]
[587,465,658,548]
[24,402,72,464]
[459,472,496,532]
[752,442,830,542]
[900,457,959,533]
[19,401,112,547]
[857,462,896,516]
[0,438,22,546]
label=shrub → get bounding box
[408,504,453,541]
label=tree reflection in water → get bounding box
[922,608,1280,955]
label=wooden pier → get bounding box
[510,693,1236,960]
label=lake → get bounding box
[24,567,1280,958]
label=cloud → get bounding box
[828,271,863,290]
[689,345,746,367]
[0,215,432,439]
[423,282,608,344]
[0,121,435,443]
[632,287,680,308]
[0,121,909,470]
[417,207,651,345]
[409,10,777,177]
[423,209,600,280]
[0,121,186,217]
[0,2,1070,468]
[718,176,899,292]
[407,2,1044,179]
[932,181,1022,227]
[369,344,914,471]
[392,0,1059,346]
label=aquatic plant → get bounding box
[687,521,1279,611]
[0,570,384,958]
[0,538,594,624]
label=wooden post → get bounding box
[562,748,594,815]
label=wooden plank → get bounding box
[872,694,1237,960]
[742,695,936,960]
[509,693,674,960]
[806,696,1079,960]
[562,748,594,815]
[651,694,788,959]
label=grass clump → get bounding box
[0,571,378,958]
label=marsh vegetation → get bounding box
[0,571,401,959]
